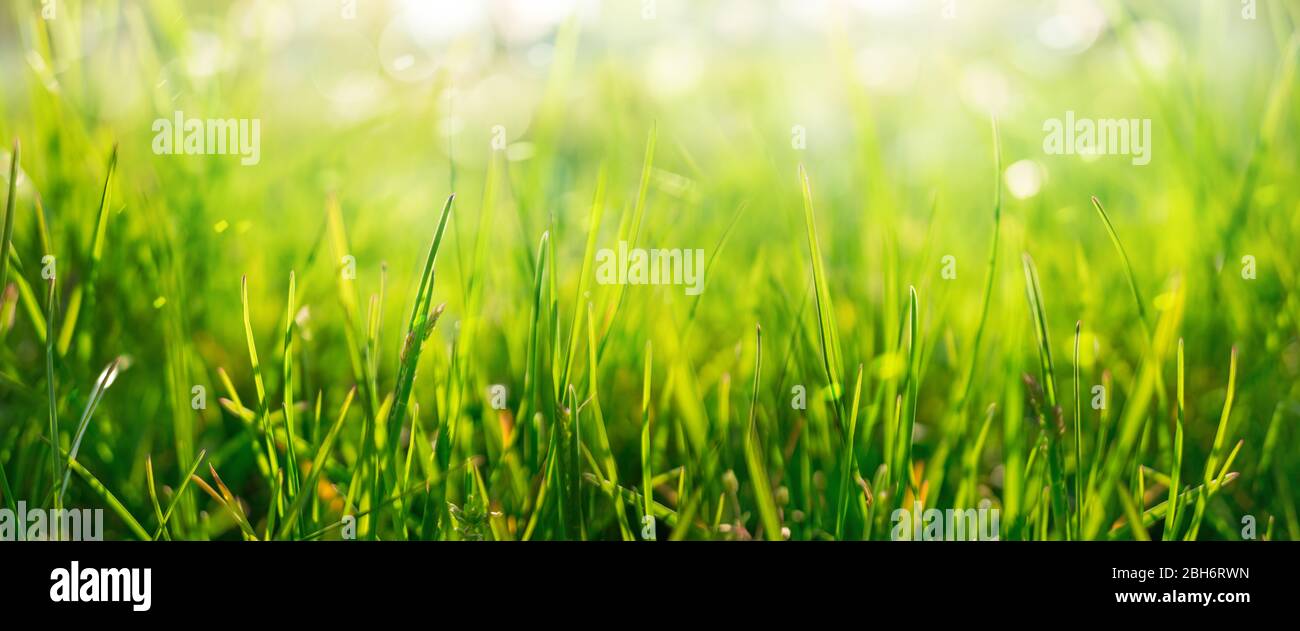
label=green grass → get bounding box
[0,2,1298,541]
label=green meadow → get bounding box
[0,1,1297,541]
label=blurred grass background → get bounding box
[0,0,1297,540]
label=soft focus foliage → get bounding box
[0,0,1297,540]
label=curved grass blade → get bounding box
[241,275,280,489]
[146,457,168,540]
[58,144,117,356]
[57,356,123,504]
[1090,196,1149,334]
[152,448,208,540]
[956,117,1002,413]
[798,165,845,423]
[192,466,258,541]
[596,126,656,362]
[560,166,606,394]
[0,138,17,292]
[1021,254,1058,404]
[65,458,150,541]
[1108,473,1240,538]
[744,324,782,541]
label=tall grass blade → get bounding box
[744,325,782,541]
[798,165,845,423]
[0,138,17,292]
[57,356,123,504]
[1165,339,1185,540]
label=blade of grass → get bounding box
[744,324,782,541]
[835,363,865,539]
[192,466,258,541]
[145,456,169,540]
[65,457,150,541]
[0,138,17,292]
[516,231,550,465]
[1109,473,1240,537]
[390,194,455,469]
[1021,253,1069,538]
[278,386,356,538]
[241,275,281,496]
[45,278,59,509]
[585,302,633,540]
[955,117,1002,414]
[1073,320,1084,538]
[1090,196,1150,335]
[281,271,300,500]
[57,356,122,504]
[58,144,117,356]
[897,286,920,492]
[639,339,653,532]
[152,448,208,540]
[1165,338,1185,540]
[1187,345,1238,539]
[560,166,606,394]
[798,164,846,423]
